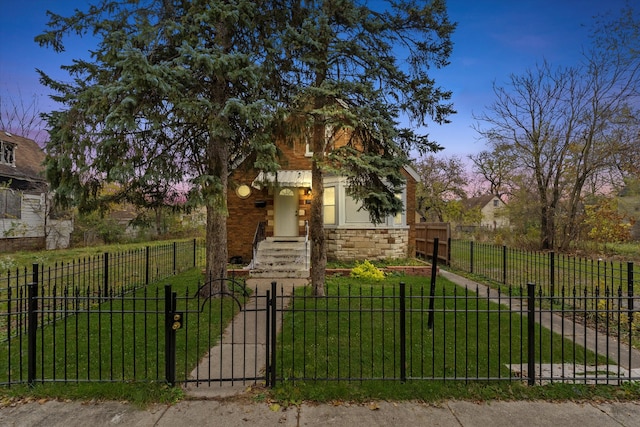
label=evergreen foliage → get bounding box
[36,0,455,295]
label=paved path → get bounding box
[184,278,306,398]
[440,269,640,377]
[2,397,640,427]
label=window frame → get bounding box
[1,140,16,166]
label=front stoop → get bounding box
[250,237,311,279]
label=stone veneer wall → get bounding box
[325,227,409,261]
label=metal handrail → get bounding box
[304,220,309,270]
[251,221,267,268]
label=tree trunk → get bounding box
[201,137,229,297]
[310,151,326,296]
[203,199,228,296]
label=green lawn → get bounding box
[273,275,609,401]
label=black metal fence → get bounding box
[2,238,640,388]
[0,239,203,340]
[273,278,640,385]
[0,273,265,388]
[449,240,637,308]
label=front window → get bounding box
[345,195,370,223]
[1,141,15,166]
[393,194,403,225]
[324,187,336,225]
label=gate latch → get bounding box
[172,312,183,330]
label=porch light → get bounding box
[236,184,251,199]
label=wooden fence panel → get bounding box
[415,222,450,264]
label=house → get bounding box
[460,194,509,230]
[227,129,419,277]
[0,130,72,252]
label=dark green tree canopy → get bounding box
[281,0,455,223]
[36,0,455,293]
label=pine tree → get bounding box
[281,0,455,295]
[37,0,286,294]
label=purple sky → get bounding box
[0,0,631,157]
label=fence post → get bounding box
[447,237,452,266]
[470,241,474,274]
[103,252,109,298]
[628,262,634,312]
[165,285,177,387]
[193,238,197,268]
[28,263,39,387]
[270,281,277,387]
[145,246,150,285]
[549,251,555,301]
[503,245,507,284]
[173,242,177,274]
[399,282,406,382]
[527,282,536,386]
[428,238,439,330]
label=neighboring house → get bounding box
[461,194,509,230]
[618,181,640,241]
[0,130,72,252]
[227,129,419,275]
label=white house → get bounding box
[0,130,72,252]
[461,194,509,230]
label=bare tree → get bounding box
[0,91,47,145]
[414,155,468,222]
[475,37,639,250]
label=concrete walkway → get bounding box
[440,269,640,380]
[3,397,640,427]
[184,278,307,398]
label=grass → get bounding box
[0,238,204,271]
[0,268,245,407]
[272,275,615,402]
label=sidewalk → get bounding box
[2,397,640,427]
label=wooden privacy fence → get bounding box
[415,222,450,264]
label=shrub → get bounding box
[350,260,385,281]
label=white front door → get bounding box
[274,187,299,237]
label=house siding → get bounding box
[1,193,47,252]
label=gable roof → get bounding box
[0,130,47,186]
[461,194,497,210]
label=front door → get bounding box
[274,187,299,237]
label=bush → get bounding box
[350,260,385,281]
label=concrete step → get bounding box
[251,238,310,279]
[250,269,310,279]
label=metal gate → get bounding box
[166,279,280,390]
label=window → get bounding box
[1,141,16,166]
[324,187,336,225]
[0,189,21,219]
[393,194,403,225]
[493,199,499,207]
[345,195,370,223]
